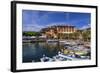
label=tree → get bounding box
[82,30,91,41]
[72,32,80,40]
[23,32,41,36]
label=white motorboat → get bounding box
[40,54,54,62]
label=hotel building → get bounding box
[41,25,77,39]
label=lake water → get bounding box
[23,42,62,63]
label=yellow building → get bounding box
[41,25,77,39]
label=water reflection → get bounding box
[23,42,61,63]
[23,41,91,63]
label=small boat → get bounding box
[40,54,54,62]
[53,55,67,61]
[32,60,35,62]
[46,39,58,43]
[53,51,68,61]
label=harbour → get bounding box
[23,40,90,63]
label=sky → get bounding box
[22,10,91,32]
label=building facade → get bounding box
[41,25,77,39]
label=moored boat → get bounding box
[40,54,54,62]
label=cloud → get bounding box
[65,13,70,22]
[23,24,45,31]
[23,11,64,30]
[23,11,51,31]
[35,12,57,24]
[80,24,90,30]
[46,22,73,27]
